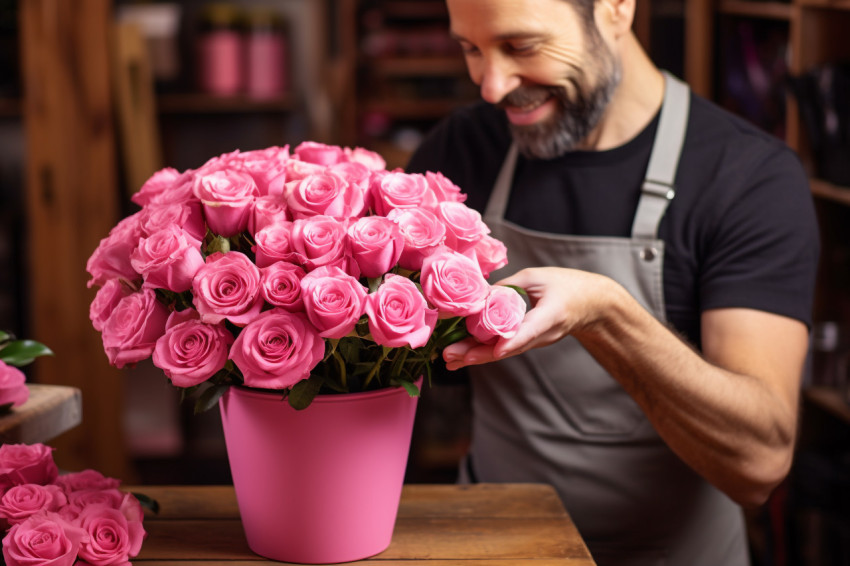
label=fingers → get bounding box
[443,339,500,370]
[493,305,554,358]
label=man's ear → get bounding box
[595,0,636,38]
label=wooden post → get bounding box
[19,0,130,479]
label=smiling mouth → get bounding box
[503,96,556,126]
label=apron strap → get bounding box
[631,71,690,239]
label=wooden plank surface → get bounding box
[19,0,129,479]
[130,484,596,564]
[0,384,82,444]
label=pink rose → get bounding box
[138,202,206,242]
[233,145,289,196]
[420,250,490,317]
[101,289,169,368]
[2,512,87,566]
[131,167,182,207]
[76,506,145,566]
[260,262,306,312]
[469,234,508,279]
[284,158,326,183]
[301,266,367,339]
[425,171,467,203]
[347,216,404,279]
[62,489,139,522]
[0,444,58,491]
[294,141,345,166]
[192,252,264,327]
[229,309,325,389]
[329,161,372,194]
[253,222,299,268]
[193,170,259,236]
[0,484,67,525]
[250,195,289,235]
[53,470,120,495]
[89,280,130,332]
[130,226,205,293]
[387,208,446,271]
[152,310,234,387]
[0,362,29,410]
[370,172,435,216]
[465,286,527,344]
[365,274,437,348]
[284,170,365,220]
[86,214,143,288]
[436,201,489,254]
[290,216,358,276]
[343,146,386,171]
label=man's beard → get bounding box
[502,61,622,160]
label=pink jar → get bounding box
[244,8,288,99]
[197,3,243,97]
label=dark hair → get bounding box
[565,0,597,28]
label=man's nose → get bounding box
[476,57,521,105]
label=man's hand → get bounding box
[443,267,616,369]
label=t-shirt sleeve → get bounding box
[698,146,820,328]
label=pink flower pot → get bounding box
[219,380,421,564]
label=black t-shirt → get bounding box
[407,93,820,348]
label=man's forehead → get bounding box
[447,0,573,40]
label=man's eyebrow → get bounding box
[449,31,545,43]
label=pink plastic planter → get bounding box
[219,380,421,564]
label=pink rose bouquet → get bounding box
[86,142,525,410]
[0,443,151,566]
[0,332,54,413]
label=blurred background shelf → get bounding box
[156,92,297,114]
[0,97,21,118]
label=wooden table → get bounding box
[132,483,597,565]
[0,384,82,444]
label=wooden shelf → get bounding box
[810,177,850,206]
[0,97,22,118]
[718,0,794,19]
[156,93,297,114]
[0,384,82,444]
[798,0,850,9]
[362,98,475,119]
[369,56,468,77]
[380,0,448,19]
[804,385,850,424]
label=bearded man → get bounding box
[406,0,820,564]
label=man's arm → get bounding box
[443,267,807,507]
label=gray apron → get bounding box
[462,72,749,566]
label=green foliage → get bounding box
[0,333,54,367]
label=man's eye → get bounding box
[460,43,480,56]
[506,43,536,54]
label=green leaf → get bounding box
[397,379,420,398]
[132,492,160,514]
[194,383,230,414]
[323,338,340,362]
[0,331,13,344]
[435,327,470,350]
[206,235,231,255]
[0,340,54,367]
[288,375,325,410]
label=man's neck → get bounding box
[578,34,665,152]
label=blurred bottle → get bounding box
[197,3,243,96]
[116,3,183,85]
[244,7,288,100]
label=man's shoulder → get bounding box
[687,94,794,159]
